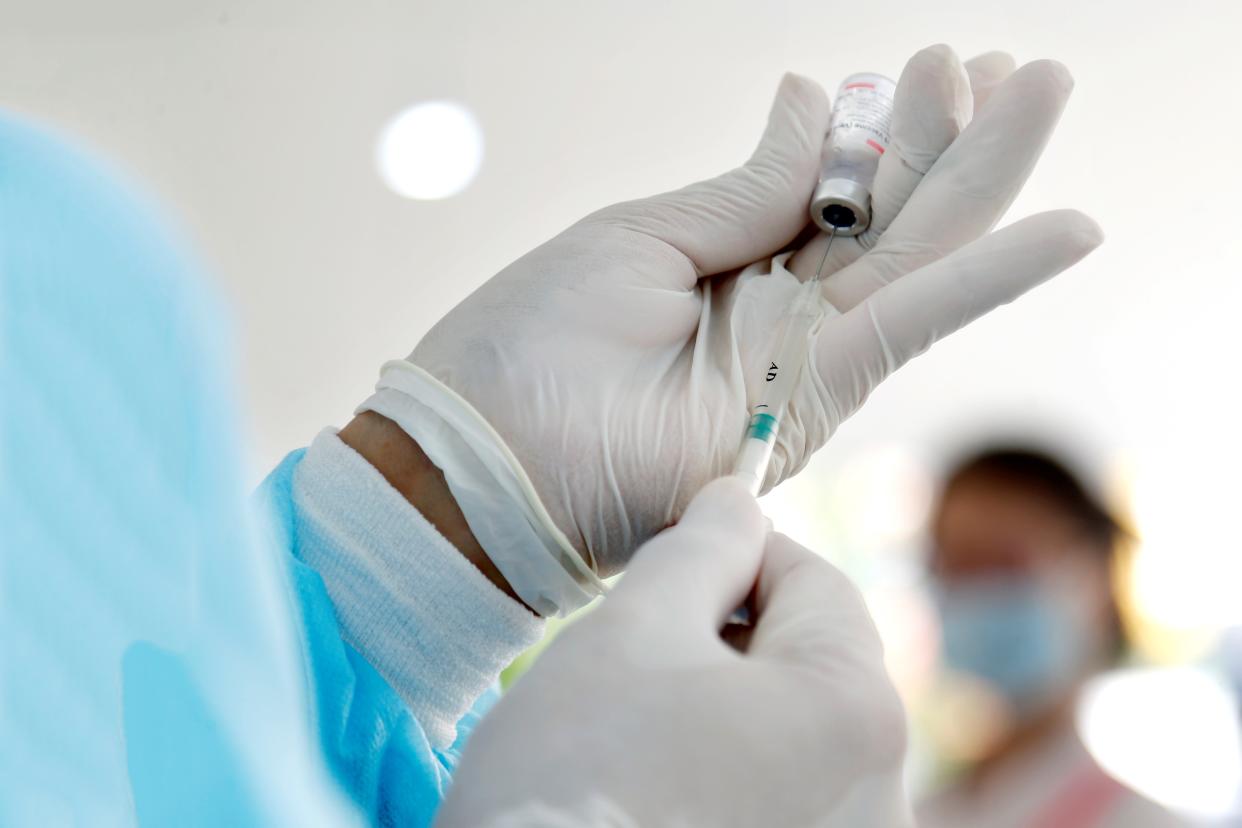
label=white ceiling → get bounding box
[3,0,1240,625]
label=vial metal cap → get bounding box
[810,177,870,236]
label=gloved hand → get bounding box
[434,478,911,828]
[365,45,1103,600]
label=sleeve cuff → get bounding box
[290,428,545,749]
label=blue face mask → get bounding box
[935,577,1087,717]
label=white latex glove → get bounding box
[369,45,1103,591]
[435,478,910,828]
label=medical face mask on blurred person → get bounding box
[934,572,1100,718]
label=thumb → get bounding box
[593,73,830,278]
[748,534,885,669]
[747,534,906,763]
[610,477,767,630]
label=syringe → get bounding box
[731,71,896,496]
[731,230,837,496]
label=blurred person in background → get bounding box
[917,446,1182,828]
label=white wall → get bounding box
[3,0,1240,630]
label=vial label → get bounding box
[829,81,894,153]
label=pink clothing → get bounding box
[917,725,1185,828]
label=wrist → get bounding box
[360,363,606,617]
[338,411,533,614]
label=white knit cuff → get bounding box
[290,428,544,749]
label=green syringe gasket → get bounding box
[745,412,779,444]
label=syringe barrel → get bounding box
[732,290,822,495]
[753,291,821,414]
[810,72,897,236]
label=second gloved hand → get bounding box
[371,45,1102,585]
[435,478,911,828]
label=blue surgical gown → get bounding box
[0,110,487,826]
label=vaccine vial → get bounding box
[810,72,897,236]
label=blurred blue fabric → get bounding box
[0,111,487,826]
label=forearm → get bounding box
[338,411,528,612]
[285,426,543,749]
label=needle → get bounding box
[811,225,837,285]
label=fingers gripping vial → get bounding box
[732,72,895,496]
